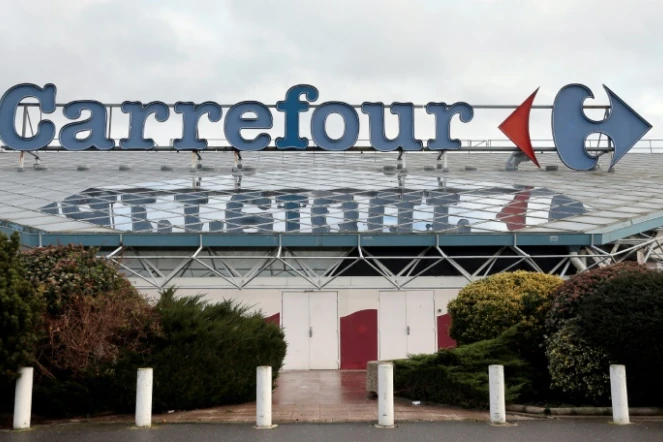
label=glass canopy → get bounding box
[0,150,662,244]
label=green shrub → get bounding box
[22,245,157,376]
[577,271,663,406]
[544,262,649,405]
[0,233,42,378]
[545,261,648,333]
[21,244,158,417]
[0,232,42,412]
[144,287,287,412]
[22,244,140,315]
[448,271,563,346]
[447,271,563,402]
[394,326,532,408]
[545,319,610,405]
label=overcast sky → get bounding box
[1,0,661,145]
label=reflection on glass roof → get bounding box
[0,151,662,237]
[36,176,588,234]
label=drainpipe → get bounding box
[569,251,587,272]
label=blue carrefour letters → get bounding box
[0,82,652,172]
[60,101,114,151]
[275,85,319,149]
[173,102,222,150]
[311,102,359,151]
[224,101,273,151]
[425,102,474,150]
[120,101,170,149]
[361,102,422,151]
[0,83,56,151]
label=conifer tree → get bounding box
[0,232,41,379]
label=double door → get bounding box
[281,291,339,370]
[378,291,436,360]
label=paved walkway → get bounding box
[44,370,527,425]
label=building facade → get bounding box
[1,93,661,371]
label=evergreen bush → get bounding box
[0,232,42,412]
[545,261,648,333]
[545,319,610,405]
[544,262,649,404]
[22,244,141,315]
[393,326,532,408]
[577,271,663,406]
[144,287,287,412]
[448,271,563,346]
[0,233,41,377]
[447,271,563,402]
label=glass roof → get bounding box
[0,150,662,241]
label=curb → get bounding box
[507,404,663,417]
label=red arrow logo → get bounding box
[498,88,540,168]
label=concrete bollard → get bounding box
[610,364,629,425]
[13,367,33,430]
[376,362,394,428]
[489,364,506,425]
[135,368,153,428]
[256,366,277,429]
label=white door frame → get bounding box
[378,290,437,360]
[281,291,340,370]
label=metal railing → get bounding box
[3,139,663,153]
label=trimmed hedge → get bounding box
[577,271,663,406]
[144,288,287,412]
[394,326,532,408]
[448,271,563,346]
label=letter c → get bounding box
[0,83,56,151]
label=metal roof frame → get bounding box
[5,220,663,249]
[98,233,663,291]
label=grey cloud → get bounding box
[0,0,660,140]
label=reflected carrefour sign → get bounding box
[0,83,652,171]
[39,174,588,235]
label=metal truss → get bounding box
[103,231,663,290]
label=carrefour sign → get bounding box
[0,83,652,171]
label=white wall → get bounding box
[135,277,463,316]
[134,276,463,369]
[132,276,468,292]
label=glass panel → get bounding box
[0,150,658,237]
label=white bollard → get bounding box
[13,367,33,430]
[135,368,153,428]
[376,363,394,428]
[256,366,277,429]
[610,364,629,425]
[489,364,506,425]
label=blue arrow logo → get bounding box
[552,84,652,171]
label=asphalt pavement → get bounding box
[2,420,663,442]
